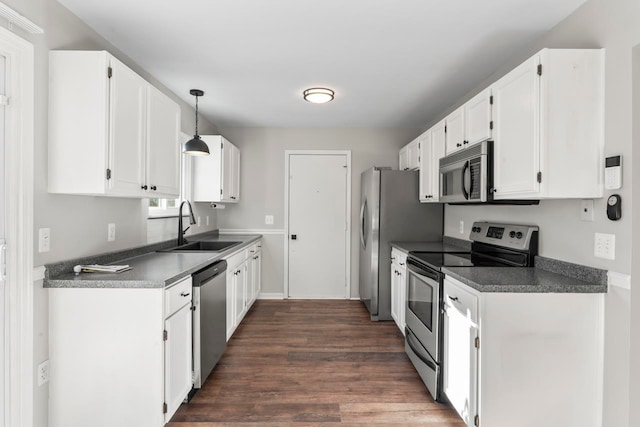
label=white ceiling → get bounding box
[58,0,586,129]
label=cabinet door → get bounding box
[221,138,234,202]
[231,144,241,201]
[164,303,192,422]
[407,140,420,170]
[147,86,180,198]
[234,263,247,327]
[492,55,541,199]
[390,263,399,327]
[465,88,492,146]
[445,106,465,155]
[398,267,406,334]
[419,130,433,202]
[226,270,235,341]
[251,249,262,304]
[431,120,446,201]
[108,58,146,195]
[399,146,408,171]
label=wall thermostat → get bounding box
[607,194,621,221]
[605,155,622,190]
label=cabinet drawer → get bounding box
[444,277,478,323]
[165,277,192,317]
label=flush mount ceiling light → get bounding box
[303,87,335,104]
[183,89,210,156]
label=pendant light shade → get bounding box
[183,89,210,156]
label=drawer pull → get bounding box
[180,292,190,297]
[448,296,459,302]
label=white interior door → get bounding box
[287,153,348,298]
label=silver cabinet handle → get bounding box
[180,292,190,297]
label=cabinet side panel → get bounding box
[48,51,109,194]
[543,49,605,198]
[480,293,603,427]
[49,288,164,427]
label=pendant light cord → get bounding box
[195,95,199,135]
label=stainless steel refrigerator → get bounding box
[359,167,443,321]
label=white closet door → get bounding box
[0,54,6,426]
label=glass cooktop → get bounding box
[408,251,512,270]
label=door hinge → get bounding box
[418,143,420,149]
[474,414,480,426]
[489,121,493,130]
[537,171,542,183]
[163,330,168,341]
[489,95,493,105]
[537,64,542,76]
[106,168,111,180]
[444,125,447,133]
[475,336,480,349]
[221,142,224,149]
[163,402,167,414]
[107,66,112,79]
[220,188,223,196]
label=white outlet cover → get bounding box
[265,215,274,225]
[459,221,464,234]
[38,228,50,253]
[37,359,50,386]
[206,216,210,226]
[108,223,116,242]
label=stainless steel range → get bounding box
[404,222,539,401]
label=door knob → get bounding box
[291,234,297,240]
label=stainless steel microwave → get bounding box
[439,140,492,204]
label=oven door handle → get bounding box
[405,328,437,371]
[461,160,470,200]
[407,262,440,282]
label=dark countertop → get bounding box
[45,233,261,289]
[390,238,471,254]
[443,266,607,293]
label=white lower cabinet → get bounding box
[443,276,604,427]
[49,276,193,427]
[390,248,407,334]
[225,239,262,341]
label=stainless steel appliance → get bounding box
[439,140,491,204]
[405,222,539,401]
[191,260,227,394]
[359,167,444,321]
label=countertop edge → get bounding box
[44,234,262,289]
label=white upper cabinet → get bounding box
[492,49,604,200]
[399,138,420,171]
[147,85,181,197]
[445,88,493,156]
[464,88,493,146]
[419,120,446,202]
[193,135,241,203]
[48,51,181,198]
[444,105,466,154]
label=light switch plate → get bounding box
[594,233,615,260]
[107,223,115,242]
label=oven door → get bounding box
[405,260,441,363]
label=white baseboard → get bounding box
[608,271,631,290]
[257,293,285,300]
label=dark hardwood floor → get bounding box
[168,300,466,426]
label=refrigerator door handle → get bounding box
[360,199,367,249]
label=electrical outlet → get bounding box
[580,200,594,221]
[206,216,210,226]
[37,360,49,386]
[459,221,464,234]
[107,223,116,242]
[197,216,201,227]
[265,215,274,225]
[38,228,50,253]
[594,233,615,260]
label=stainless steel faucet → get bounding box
[177,200,197,246]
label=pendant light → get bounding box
[183,89,210,156]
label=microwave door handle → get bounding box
[461,160,470,200]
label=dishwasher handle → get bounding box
[192,260,228,286]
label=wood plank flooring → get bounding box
[168,300,466,426]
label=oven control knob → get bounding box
[516,231,523,239]
[476,227,481,233]
[509,231,516,238]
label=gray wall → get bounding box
[216,127,418,297]
[631,45,640,427]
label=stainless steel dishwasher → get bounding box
[191,260,227,393]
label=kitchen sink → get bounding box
[160,241,241,252]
